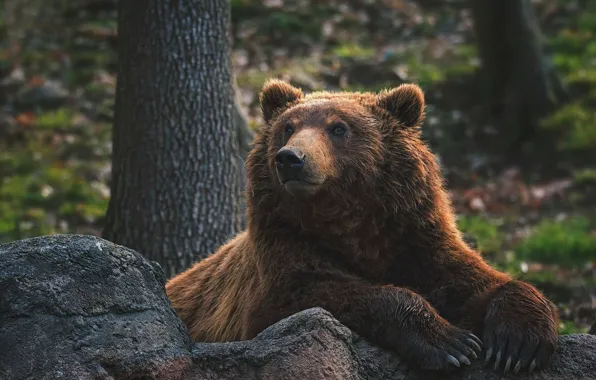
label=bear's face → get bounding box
[266,98,381,197]
[258,80,426,201]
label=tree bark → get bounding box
[103,0,241,278]
[471,0,566,149]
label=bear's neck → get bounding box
[245,179,466,269]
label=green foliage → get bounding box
[440,44,480,77]
[231,0,330,46]
[331,44,374,60]
[558,320,588,335]
[457,215,503,254]
[0,0,117,242]
[0,156,110,242]
[515,217,596,267]
[551,30,595,74]
[541,101,596,150]
[406,56,445,86]
[574,168,596,184]
[236,70,273,93]
[578,11,596,35]
[0,105,111,242]
[545,6,596,152]
[36,109,74,130]
[519,269,559,284]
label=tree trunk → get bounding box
[471,0,566,149]
[103,0,241,278]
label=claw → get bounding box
[447,354,460,367]
[529,359,537,373]
[494,350,502,371]
[469,348,478,360]
[459,355,471,366]
[484,347,493,366]
[513,360,522,375]
[467,338,482,354]
[469,333,483,346]
[504,356,512,373]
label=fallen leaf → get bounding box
[29,75,45,87]
[15,112,36,127]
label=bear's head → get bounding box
[247,79,450,237]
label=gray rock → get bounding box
[16,79,69,110]
[0,234,192,380]
[1,234,595,380]
[191,310,596,380]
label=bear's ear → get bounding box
[376,84,425,129]
[260,79,304,123]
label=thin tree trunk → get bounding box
[103,0,241,278]
[471,0,566,148]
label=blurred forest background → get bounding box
[1,0,595,334]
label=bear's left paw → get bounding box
[482,281,558,375]
[483,323,555,375]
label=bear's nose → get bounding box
[275,147,305,175]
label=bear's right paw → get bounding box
[403,324,483,372]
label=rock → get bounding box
[15,79,69,110]
[0,234,192,380]
[191,307,410,380]
[190,312,596,380]
[1,234,595,380]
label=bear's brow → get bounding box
[287,99,367,126]
[325,115,342,125]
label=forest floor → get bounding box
[1,0,595,333]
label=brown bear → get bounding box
[165,79,558,374]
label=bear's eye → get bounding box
[330,122,348,137]
[284,123,295,135]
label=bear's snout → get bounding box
[275,147,305,177]
[275,147,308,184]
[275,146,325,197]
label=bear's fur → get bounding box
[166,80,558,374]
